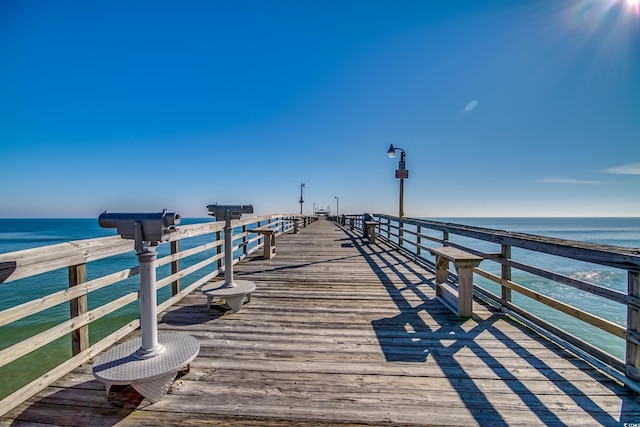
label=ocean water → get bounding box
[1,217,639,400]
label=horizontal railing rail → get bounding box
[333,214,640,385]
[0,213,316,417]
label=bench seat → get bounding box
[249,226,277,259]
[364,221,378,243]
[428,246,482,318]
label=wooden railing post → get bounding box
[68,263,88,356]
[216,230,223,271]
[443,231,449,246]
[171,241,181,296]
[386,217,391,240]
[242,225,248,257]
[417,225,422,256]
[501,244,512,302]
[627,270,640,381]
[399,218,404,247]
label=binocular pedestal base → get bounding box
[202,280,256,312]
[93,332,200,403]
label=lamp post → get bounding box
[299,183,305,215]
[387,144,407,218]
[334,196,339,217]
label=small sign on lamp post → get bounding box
[395,169,409,179]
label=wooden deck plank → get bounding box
[3,218,640,426]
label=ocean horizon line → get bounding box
[1,215,640,219]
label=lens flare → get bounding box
[464,100,478,112]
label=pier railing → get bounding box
[0,214,315,416]
[336,214,640,387]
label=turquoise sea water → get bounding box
[1,217,639,400]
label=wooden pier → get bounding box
[3,218,640,426]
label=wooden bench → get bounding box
[364,221,378,243]
[249,226,277,259]
[428,246,483,318]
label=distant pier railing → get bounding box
[334,213,640,388]
[0,214,317,416]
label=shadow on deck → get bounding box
[347,229,637,426]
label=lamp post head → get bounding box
[387,144,396,158]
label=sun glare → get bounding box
[564,0,638,39]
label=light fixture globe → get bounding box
[387,144,396,158]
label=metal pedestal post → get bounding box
[136,246,164,359]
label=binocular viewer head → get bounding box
[98,210,180,243]
[206,204,254,221]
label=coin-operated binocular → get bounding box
[93,208,199,401]
[207,204,254,222]
[97,208,182,359]
[201,203,256,313]
[99,210,180,253]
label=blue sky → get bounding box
[1,0,639,218]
